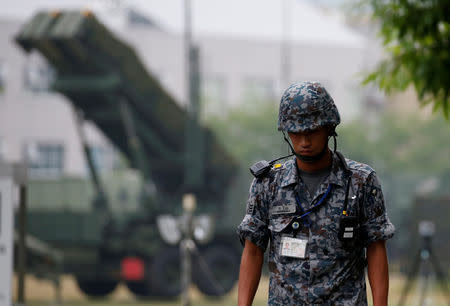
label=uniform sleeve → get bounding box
[236,178,270,252]
[359,172,395,246]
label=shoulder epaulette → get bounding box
[272,163,284,170]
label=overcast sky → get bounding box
[0,0,346,18]
[0,0,361,46]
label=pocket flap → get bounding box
[269,215,294,232]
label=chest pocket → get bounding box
[268,202,296,233]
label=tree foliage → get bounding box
[339,114,450,176]
[205,101,287,167]
[364,0,450,118]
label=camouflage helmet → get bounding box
[277,81,340,132]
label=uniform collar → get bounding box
[280,152,346,188]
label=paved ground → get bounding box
[12,273,450,306]
[12,274,267,306]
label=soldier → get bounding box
[237,82,395,306]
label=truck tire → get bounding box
[193,244,240,297]
[126,280,152,297]
[149,247,181,298]
[123,256,153,298]
[76,278,118,298]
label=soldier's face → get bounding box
[288,127,329,156]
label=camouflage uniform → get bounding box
[237,81,395,305]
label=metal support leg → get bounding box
[418,270,430,306]
[117,97,157,212]
[72,107,108,211]
[180,194,195,306]
[54,276,62,305]
[118,98,152,180]
[17,185,27,305]
[398,248,422,306]
[429,251,450,306]
[181,239,192,306]
[190,243,225,294]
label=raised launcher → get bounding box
[16,11,240,299]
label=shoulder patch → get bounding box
[246,201,255,215]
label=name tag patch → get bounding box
[280,236,308,259]
[270,203,296,215]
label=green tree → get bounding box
[339,114,450,176]
[364,0,450,118]
[205,101,287,167]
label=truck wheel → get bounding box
[149,247,181,298]
[126,280,152,297]
[194,244,240,297]
[76,278,118,298]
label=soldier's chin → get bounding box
[297,154,319,163]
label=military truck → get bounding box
[16,11,242,298]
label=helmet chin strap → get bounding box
[282,131,335,163]
[333,133,337,152]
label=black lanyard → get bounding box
[342,175,352,216]
[294,184,333,227]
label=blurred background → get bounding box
[1,0,449,305]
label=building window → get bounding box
[201,76,227,116]
[25,143,64,178]
[241,78,274,104]
[0,60,6,95]
[23,52,55,93]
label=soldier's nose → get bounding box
[299,136,311,147]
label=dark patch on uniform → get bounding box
[268,261,278,273]
[247,201,255,215]
[374,202,385,217]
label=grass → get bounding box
[13,273,450,306]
